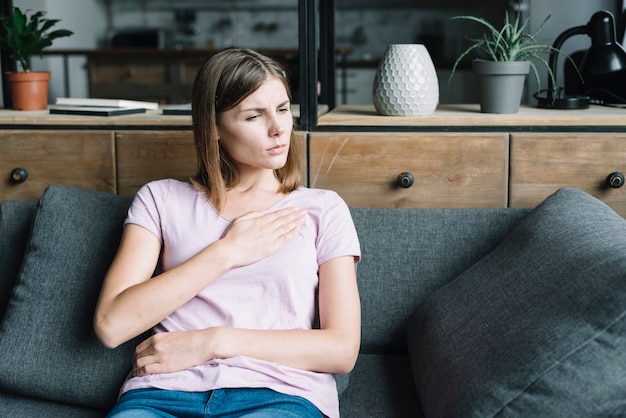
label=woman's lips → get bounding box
[268,144,287,155]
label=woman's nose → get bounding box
[268,114,286,136]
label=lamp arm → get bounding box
[547,25,588,99]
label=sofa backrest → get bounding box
[350,206,531,354]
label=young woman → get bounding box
[94,47,361,418]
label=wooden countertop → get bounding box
[1,104,623,131]
[0,104,327,129]
[0,108,192,128]
[316,104,626,130]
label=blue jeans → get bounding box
[106,387,323,418]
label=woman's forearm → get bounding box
[132,326,360,377]
[211,326,360,374]
[132,257,361,376]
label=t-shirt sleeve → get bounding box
[124,180,170,241]
[316,191,361,265]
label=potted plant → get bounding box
[0,7,73,110]
[448,12,577,114]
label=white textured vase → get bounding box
[373,44,439,116]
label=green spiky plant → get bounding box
[0,7,73,72]
[448,12,580,100]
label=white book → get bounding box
[55,97,159,110]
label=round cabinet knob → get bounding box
[125,67,137,79]
[607,172,625,189]
[397,172,414,188]
[10,167,28,184]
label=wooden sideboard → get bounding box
[312,104,626,216]
[2,104,626,216]
[0,110,305,202]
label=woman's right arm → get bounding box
[93,207,306,349]
[93,223,234,349]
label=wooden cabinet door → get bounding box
[0,130,115,202]
[510,133,626,216]
[116,130,308,197]
[309,132,508,208]
[116,130,196,197]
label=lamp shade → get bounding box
[580,11,626,74]
[536,10,626,109]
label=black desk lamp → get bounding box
[536,10,626,109]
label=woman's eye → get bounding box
[278,107,289,113]
[246,114,259,121]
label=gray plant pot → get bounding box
[473,61,530,114]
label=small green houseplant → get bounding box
[0,7,73,110]
[0,6,73,72]
[449,12,577,113]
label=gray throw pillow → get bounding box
[0,200,35,322]
[407,188,626,418]
[0,186,144,411]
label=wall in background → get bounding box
[4,0,623,107]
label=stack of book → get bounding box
[49,98,159,116]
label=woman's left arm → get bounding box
[132,255,360,376]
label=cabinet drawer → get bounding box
[89,61,168,84]
[0,130,115,202]
[117,131,308,197]
[116,131,196,197]
[510,133,626,216]
[309,132,508,208]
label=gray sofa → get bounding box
[0,185,625,418]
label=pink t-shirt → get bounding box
[118,179,361,418]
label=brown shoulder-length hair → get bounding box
[190,47,302,211]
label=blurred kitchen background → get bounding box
[3,0,624,107]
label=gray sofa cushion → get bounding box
[0,200,35,321]
[338,354,422,418]
[407,188,626,418]
[0,186,143,411]
[349,206,530,354]
[0,392,106,418]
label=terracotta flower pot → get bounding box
[6,71,51,111]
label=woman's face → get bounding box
[217,77,292,172]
